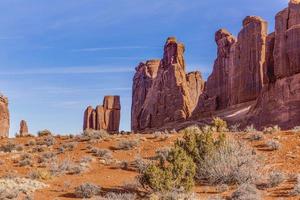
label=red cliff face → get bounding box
[0,95,9,138]
[131,60,160,132]
[83,96,120,133]
[132,0,300,131]
[249,0,300,129]
[131,37,204,132]
[194,16,267,115]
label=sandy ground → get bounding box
[0,130,300,199]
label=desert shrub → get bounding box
[26,139,36,146]
[216,184,229,193]
[58,142,77,154]
[80,156,93,164]
[176,125,225,168]
[117,139,139,150]
[82,129,110,141]
[37,152,56,164]
[267,171,285,188]
[290,175,300,196]
[32,146,45,153]
[74,183,100,198]
[0,142,16,152]
[139,146,196,192]
[19,153,33,167]
[155,148,171,166]
[230,124,241,132]
[231,184,260,200]
[244,125,257,133]
[15,144,24,152]
[133,156,149,173]
[102,192,136,200]
[292,126,300,133]
[28,169,52,180]
[37,129,52,137]
[42,136,56,146]
[197,139,259,185]
[263,125,281,134]
[266,140,280,150]
[94,149,113,159]
[212,117,228,132]
[0,188,19,199]
[19,159,32,167]
[249,133,264,141]
[49,159,85,176]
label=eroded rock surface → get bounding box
[83,96,120,133]
[131,37,204,132]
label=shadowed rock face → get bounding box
[83,96,120,133]
[131,60,160,132]
[249,0,300,129]
[0,95,9,138]
[131,37,204,132]
[194,16,267,115]
[19,120,29,137]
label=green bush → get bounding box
[212,117,228,132]
[139,146,196,192]
[176,126,225,166]
[37,129,52,137]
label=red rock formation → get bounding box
[229,16,267,105]
[19,120,29,137]
[200,29,236,112]
[131,0,300,130]
[131,60,160,131]
[274,0,300,78]
[83,96,120,133]
[249,0,300,129]
[0,95,9,138]
[131,37,204,131]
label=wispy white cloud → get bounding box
[72,46,159,52]
[0,66,134,75]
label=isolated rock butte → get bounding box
[83,96,121,132]
[19,120,29,137]
[0,95,9,137]
[131,37,204,131]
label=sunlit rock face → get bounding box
[131,37,204,132]
[0,95,9,138]
[83,96,120,133]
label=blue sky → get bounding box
[0,0,288,136]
